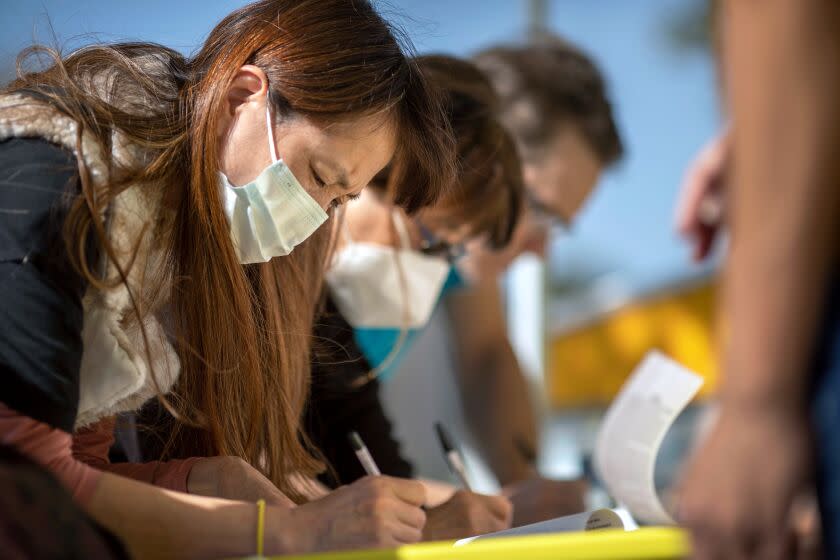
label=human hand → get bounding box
[288,472,331,501]
[675,133,729,262]
[790,492,822,560]
[502,477,587,527]
[188,455,294,506]
[677,405,813,559]
[422,490,512,541]
[289,476,427,551]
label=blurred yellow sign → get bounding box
[547,279,718,408]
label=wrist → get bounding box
[501,449,539,485]
[720,379,809,418]
[497,461,538,486]
[267,504,310,554]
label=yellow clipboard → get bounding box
[256,527,688,560]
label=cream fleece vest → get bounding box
[0,92,181,429]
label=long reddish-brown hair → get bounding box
[6,0,455,501]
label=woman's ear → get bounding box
[227,65,269,115]
[217,65,270,136]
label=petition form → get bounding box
[595,351,704,525]
[457,351,703,545]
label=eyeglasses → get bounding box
[526,193,570,231]
[416,221,467,263]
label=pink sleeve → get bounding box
[72,417,201,493]
[0,402,101,504]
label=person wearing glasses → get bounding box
[304,54,524,541]
[309,34,623,532]
[377,35,625,528]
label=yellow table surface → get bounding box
[254,527,689,560]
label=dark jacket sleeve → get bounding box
[0,137,90,432]
[306,296,414,487]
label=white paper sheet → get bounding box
[454,508,626,546]
[594,350,703,525]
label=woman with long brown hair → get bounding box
[0,0,455,556]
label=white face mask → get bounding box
[219,102,329,264]
[325,210,451,380]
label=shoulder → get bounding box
[0,136,77,175]
[0,137,79,261]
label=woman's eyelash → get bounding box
[330,192,361,209]
[311,166,326,187]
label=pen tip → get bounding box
[347,431,363,451]
[434,422,454,452]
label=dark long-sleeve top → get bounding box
[306,296,414,487]
[0,137,89,432]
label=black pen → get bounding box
[434,422,472,491]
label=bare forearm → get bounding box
[459,342,538,485]
[448,286,539,484]
[722,0,840,408]
[86,472,292,559]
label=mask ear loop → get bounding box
[349,207,413,388]
[265,95,280,163]
[335,206,355,245]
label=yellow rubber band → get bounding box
[256,498,266,557]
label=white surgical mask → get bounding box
[219,101,328,264]
[325,210,451,381]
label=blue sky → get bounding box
[1,0,720,293]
